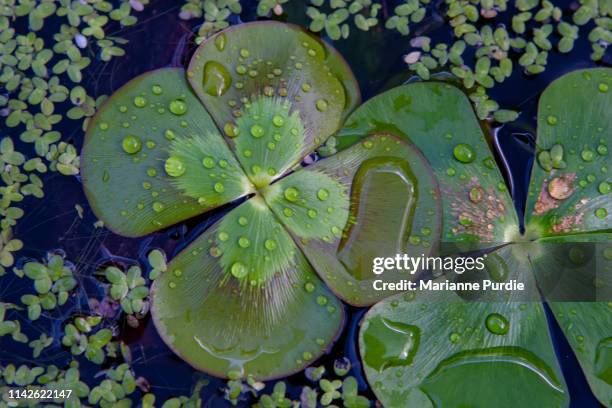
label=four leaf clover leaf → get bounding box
[81,21,441,380]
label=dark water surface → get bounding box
[2,0,609,406]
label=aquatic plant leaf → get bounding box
[320,40,361,120]
[549,301,612,406]
[525,68,612,237]
[359,245,568,408]
[186,21,351,188]
[263,134,441,306]
[151,196,344,380]
[336,82,519,247]
[81,68,253,237]
[531,233,612,406]
[530,233,612,303]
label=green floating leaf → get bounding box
[336,82,519,246]
[551,301,612,405]
[151,197,344,380]
[263,134,441,306]
[532,233,612,406]
[81,68,254,237]
[359,246,568,408]
[320,39,361,120]
[530,233,612,302]
[80,21,359,382]
[186,21,352,187]
[525,68,612,237]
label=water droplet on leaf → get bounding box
[122,135,142,154]
[317,188,329,201]
[203,61,232,97]
[230,262,247,279]
[214,33,226,51]
[238,237,250,248]
[214,182,225,193]
[284,187,300,202]
[597,144,608,155]
[133,96,147,107]
[264,239,277,251]
[272,115,284,127]
[315,99,328,112]
[250,124,264,138]
[169,99,187,115]
[224,122,239,138]
[548,176,573,200]
[581,149,594,162]
[469,187,484,203]
[164,129,176,140]
[202,157,215,169]
[362,316,421,372]
[485,313,509,335]
[165,156,186,177]
[453,143,476,163]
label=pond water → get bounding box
[2,0,609,406]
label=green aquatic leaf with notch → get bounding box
[337,81,520,247]
[81,21,442,380]
[349,68,611,407]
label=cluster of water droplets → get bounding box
[94,81,216,222]
[363,297,518,380]
[534,82,609,227]
[437,134,511,241]
[190,31,341,123]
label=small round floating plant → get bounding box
[81,21,612,407]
